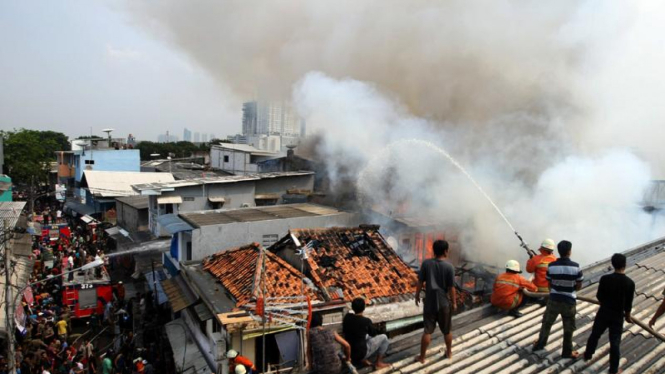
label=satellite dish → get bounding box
[101,128,115,133]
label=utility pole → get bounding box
[4,219,15,373]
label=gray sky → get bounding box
[0,1,239,142]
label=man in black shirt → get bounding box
[584,253,634,374]
[415,240,456,363]
[342,298,390,369]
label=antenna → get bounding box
[102,128,114,148]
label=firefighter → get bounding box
[227,350,256,374]
[491,260,537,318]
[526,238,557,292]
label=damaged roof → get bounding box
[276,226,419,304]
[202,243,322,307]
[375,236,665,374]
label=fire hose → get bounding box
[514,232,537,258]
[522,289,665,343]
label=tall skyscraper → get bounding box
[193,132,200,143]
[202,133,208,143]
[242,100,301,137]
[183,128,192,142]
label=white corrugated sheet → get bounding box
[82,170,175,197]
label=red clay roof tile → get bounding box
[202,243,321,307]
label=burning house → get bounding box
[164,226,424,374]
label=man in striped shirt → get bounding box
[533,240,584,359]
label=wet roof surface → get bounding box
[373,237,665,374]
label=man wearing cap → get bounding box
[491,260,537,318]
[227,350,256,374]
[526,239,557,293]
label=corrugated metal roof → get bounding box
[374,237,665,374]
[81,170,175,197]
[211,143,278,156]
[115,196,149,210]
[156,214,194,234]
[179,203,340,228]
[162,275,198,312]
[0,202,26,229]
[131,171,314,193]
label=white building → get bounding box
[242,100,301,137]
[210,143,278,174]
[131,171,315,237]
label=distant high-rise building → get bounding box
[210,133,216,141]
[157,132,178,143]
[202,133,208,143]
[193,132,200,143]
[183,128,192,142]
[242,100,301,137]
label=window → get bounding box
[211,202,224,209]
[186,242,192,261]
[183,197,195,202]
[84,160,95,165]
[78,288,97,309]
[262,234,279,247]
[223,155,229,163]
[165,204,174,214]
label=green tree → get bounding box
[1,129,58,186]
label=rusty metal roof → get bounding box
[374,237,665,374]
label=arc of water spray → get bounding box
[358,138,532,251]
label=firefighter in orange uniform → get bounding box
[491,260,537,318]
[526,238,557,292]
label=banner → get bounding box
[14,302,26,333]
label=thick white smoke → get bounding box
[126,0,665,265]
[294,72,664,266]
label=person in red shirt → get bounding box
[491,260,537,318]
[526,239,557,292]
[227,350,256,374]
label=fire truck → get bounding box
[40,223,72,242]
[62,267,113,318]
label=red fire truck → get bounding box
[40,223,72,242]
[62,268,113,318]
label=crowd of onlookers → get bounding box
[0,201,160,374]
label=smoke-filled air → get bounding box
[127,0,665,266]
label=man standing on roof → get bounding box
[533,240,584,359]
[584,253,634,374]
[491,260,537,318]
[526,238,557,292]
[415,240,456,363]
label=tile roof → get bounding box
[285,226,419,304]
[202,243,321,307]
[372,236,665,374]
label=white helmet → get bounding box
[235,365,247,374]
[541,239,555,251]
[226,350,238,359]
[505,260,521,273]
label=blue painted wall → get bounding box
[74,149,140,182]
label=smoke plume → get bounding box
[127,1,665,265]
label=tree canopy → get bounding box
[1,129,69,186]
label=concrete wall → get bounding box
[116,202,148,233]
[74,149,140,182]
[255,175,314,199]
[185,212,362,261]
[149,175,315,237]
